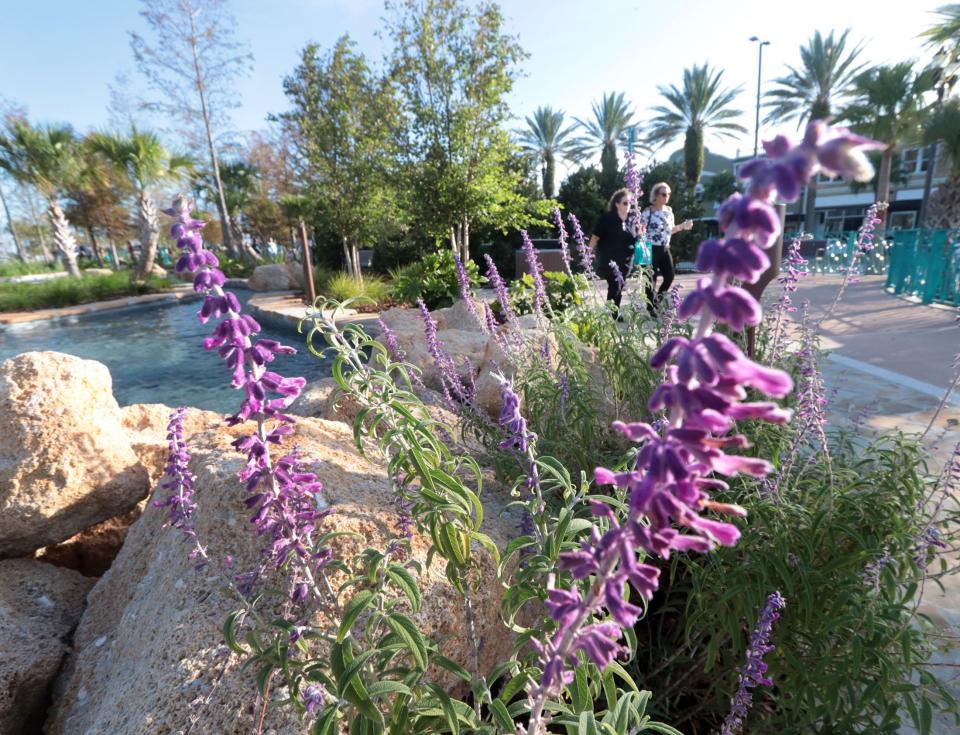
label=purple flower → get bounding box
[303,684,327,714]
[721,592,786,735]
[484,255,515,324]
[153,407,197,533]
[551,208,573,276]
[526,121,878,732]
[164,196,331,599]
[416,299,473,409]
[567,212,595,277]
[521,230,548,316]
[495,373,535,453]
[609,261,625,292]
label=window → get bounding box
[889,211,917,230]
[902,147,929,174]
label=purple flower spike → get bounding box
[721,592,786,735]
[523,123,879,735]
[163,195,331,599]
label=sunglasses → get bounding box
[657,191,670,197]
[617,199,631,206]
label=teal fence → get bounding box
[886,228,960,306]
[787,230,891,276]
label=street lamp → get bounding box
[749,36,771,158]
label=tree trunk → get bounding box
[876,145,894,233]
[342,235,354,278]
[450,226,457,256]
[108,238,121,270]
[803,178,819,235]
[600,143,618,196]
[684,126,704,191]
[26,191,53,263]
[187,10,235,259]
[350,239,362,284]
[231,216,261,262]
[460,217,470,264]
[543,150,555,198]
[86,226,105,267]
[135,189,160,280]
[0,183,27,262]
[47,199,81,279]
[927,175,960,230]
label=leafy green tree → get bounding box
[0,120,83,277]
[386,0,545,262]
[700,169,742,207]
[276,36,401,279]
[197,160,262,255]
[921,4,960,51]
[557,165,607,234]
[88,129,192,279]
[841,63,932,224]
[922,98,960,228]
[516,106,583,198]
[764,30,866,233]
[65,145,133,268]
[646,64,746,190]
[574,92,636,196]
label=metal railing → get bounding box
[885,228,960,306]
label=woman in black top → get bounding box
[588,188,637,314]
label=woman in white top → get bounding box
[640,182,692,314]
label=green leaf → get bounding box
[312,705,340,735]
[222,610,246,654]
[490,698,515,732]
[432,653,472,683]
[642,722,685,734]
[338,590,376,643]
[578,711,599,735]
[384,612,429,669]
[367,680,413,699]
[386,564,422,613]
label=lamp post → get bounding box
[749,36,771,158]
[919,45,960,228]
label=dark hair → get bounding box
[607,188,632,212]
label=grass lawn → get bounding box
[0,272,175,312]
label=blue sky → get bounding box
[0,0,946,166]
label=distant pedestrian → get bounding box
[641,182,692,314]
[589,188,638,317]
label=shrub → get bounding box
[322,272,392,304]
[391,249,485,309]
[506,270,588,316]
[0,272,173,312]
[0,260,62,278]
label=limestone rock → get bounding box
[0,559,93,735]
[149,264,167,278]
[34,503,146,578]
[0,352,150,558]
[248,263,297,292]
[46,417,514,734]
[120,403,222,485]
[432,299,481,332]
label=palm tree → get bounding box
[646,63,747,189]
[921,4,960,50]
[921,99,960,228]
[221,161,264,260]
[764,29,866,233]
[88,129,192,280]
[574,92,636,194]
[66,147,133,269]
[516,106,583,198]
[841,63,933,227]
[0,121,83,277]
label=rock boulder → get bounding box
[248,263,297,292]
[46,417,515,734]
[0,559,93,735]
[0,352,150,558]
